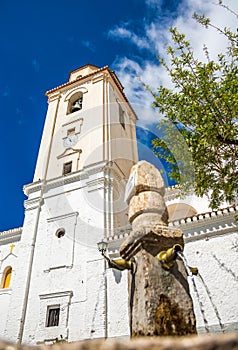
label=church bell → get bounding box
[71,99,82,112]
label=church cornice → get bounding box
[168,204,237,228]
[23,180,42,195]
[0,227,22,244]
[23,160,109,195]
[24,198,43,210]
[23,160,131,197]
[45,65,110,96]
[164,184,181,201]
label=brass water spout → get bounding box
[157,244,183,270]
[188,266,199,275]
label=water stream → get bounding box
[177,251,210,333]
[197,273,225,332]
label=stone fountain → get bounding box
[120,160,197,337]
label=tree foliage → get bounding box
[149,3,238,208]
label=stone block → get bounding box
[125,161,165,204]
[128,191,167,224]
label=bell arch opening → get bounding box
[67,92,83,114]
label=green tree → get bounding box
[149,3,238,209]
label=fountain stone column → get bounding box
[120,161,197,337]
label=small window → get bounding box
[63,161,72,175]
[46,306,60,327]
[67,128,75,136]
[119,104,125,129]
[56,228,65,238]
[1,266,12,289]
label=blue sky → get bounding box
[0,0,237,231]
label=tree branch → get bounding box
[217,135,238,146]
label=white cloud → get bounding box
[109,27,132,39]
[173,0,238,60]
[108,25,150,49]
[109,0,238,127]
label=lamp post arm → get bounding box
[101,252,132,271]
[102,251,111,264]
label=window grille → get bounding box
[46,306,60,327]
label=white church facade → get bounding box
[0,64,237,344]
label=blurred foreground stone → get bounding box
[121,161,196,336]
[1,333,238,350]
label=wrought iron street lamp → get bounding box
[97,239,108,257]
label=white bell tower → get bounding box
[4,64,138,344]
[34,64,137,181]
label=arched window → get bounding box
[67,92,83,114]
[1,266,12,289]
